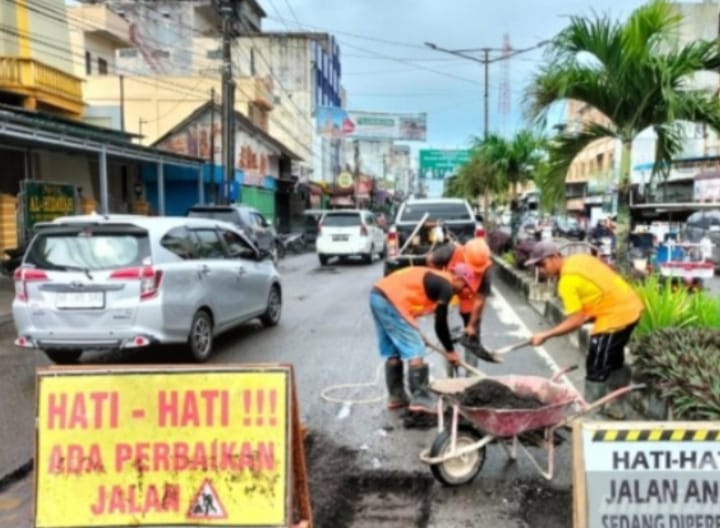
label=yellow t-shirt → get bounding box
[557,254,644,334]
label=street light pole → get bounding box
[219,0,237,205]
[424,41,546,139]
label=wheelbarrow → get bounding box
[419,367,643,485]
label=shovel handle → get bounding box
[421,333,486,377]
[494,339,532,356]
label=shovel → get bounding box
[461,336,531,364]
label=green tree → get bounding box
[528,0,720,262]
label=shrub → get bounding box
[486,228,512,255]
[501,251,516,267]
[513,238,537,269]
[630,327,720,420]
[632,274,720,339]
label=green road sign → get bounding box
[419,149,471,179]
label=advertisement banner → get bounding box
[316,107,427,141]
[694,173,720,202]
[419,149,471,180]
[35,367,291,527]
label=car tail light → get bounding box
[13,267,48,302]
[387,227,398,258]
[360,225,368,236]
[110,266,163,300]
[475,225,486,238]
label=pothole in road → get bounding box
[305,432,432,527]
[518,482,572,528]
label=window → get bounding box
[97,58,108,75]
[191,229,226,259]
[152,49,170,59]
[25,229,150,271]
[119,48,138,58]
[250,212,269,228]
[85,51,91,75]
[321,212,362,227]
[219,229,255,259]
[206,49,221,59]
[160,227,195,260]
[399,203,473,223]
[250,47,256,75]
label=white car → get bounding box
[316,209,386,266]
[12,215,282,364]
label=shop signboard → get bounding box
[22,180,78,230]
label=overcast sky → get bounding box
[258,0,652,149]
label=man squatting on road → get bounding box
[525,241,644,418]
[369,264,477,414]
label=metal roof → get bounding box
[0,104,204,167]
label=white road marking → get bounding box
[490,286,578,392]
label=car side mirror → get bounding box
[475,214,483,223]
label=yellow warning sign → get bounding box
[35,366,290,527]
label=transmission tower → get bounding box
[498,34,512,129]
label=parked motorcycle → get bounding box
[276,233,306,259]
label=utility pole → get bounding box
[424,41,545,140]
[424,40,546,217]
[219,0,237,205]
[119,74,125,132]
[209,87,217,203]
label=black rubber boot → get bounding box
[603,366,632,420]
[408,364,437,414]
[385,359,410,409]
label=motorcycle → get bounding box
[276,233,306,259]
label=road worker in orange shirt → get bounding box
[426,238,493,365]
[370,264,477,414]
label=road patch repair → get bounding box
[304,430,571,527]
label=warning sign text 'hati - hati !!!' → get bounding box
[581,425,720,528]
[35,369,290,528]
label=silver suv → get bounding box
[12,215,282,363]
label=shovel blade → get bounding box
[460,337,502,364]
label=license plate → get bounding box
[56,292,105,309]
[332,235,349,241]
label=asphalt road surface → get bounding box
[0,252,586,527]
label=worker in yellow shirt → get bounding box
[525,241,644,418]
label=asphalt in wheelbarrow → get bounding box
[460,378,544,409]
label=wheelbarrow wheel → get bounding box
[429,425,486,486]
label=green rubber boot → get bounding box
[385,359,410,410]
[408,364,437,414]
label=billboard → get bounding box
[316,107,427,141]
[419,149,471,180]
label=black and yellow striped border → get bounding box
[592,429,720,442]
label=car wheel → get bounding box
[319,254,329,266]
[188,310,213,362]
[260,285,282,327]
[363,245,374,264]
[43,349,82,364]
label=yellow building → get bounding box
[0,0,83,117]
[565,100,619,216]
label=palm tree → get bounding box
[478,131,545,201]
[528,0,720,262]
[445,146,504,222]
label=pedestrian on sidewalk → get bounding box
[426,238,492,366]
[525,241,644,419]
[369,265,475,414]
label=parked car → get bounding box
[384,197,484,276]
[187,204,278,261]
[12,215,282,364]
[552,215,586,240]
[682,209,720,270]
[316,209,385,266]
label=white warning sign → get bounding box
[187,479,227,520]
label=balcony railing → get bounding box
[0,57,83,116]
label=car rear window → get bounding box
[322,213,362,227]
[24,228,151,271]
[187,209,237,224]
[399,202,472,222]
